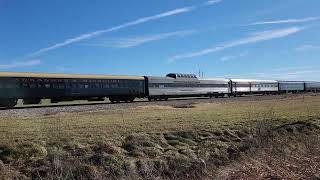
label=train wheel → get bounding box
[109,98,116,104]
[0,99,17,109]
[23,99,41,105]
[129,97,135,102]
[51,99,60,103]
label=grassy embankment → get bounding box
[0,95,320,179]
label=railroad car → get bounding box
[1,71,320,109]
[145,73,230,101]
[278,81,305,93]
[230,79,279,96]
[305,81,320,92]
[0,72,145,108]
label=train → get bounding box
[0,72,319,108]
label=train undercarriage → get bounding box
[0,99,18,109]
[0,96,138,109]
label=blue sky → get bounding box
[1,0,320,80]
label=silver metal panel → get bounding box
[148,87,229,96]
[251,87,278,92]
[306,82,320,90]
[233,82,278,93]
[232,87,250,93]
[147,76,230,96]
[279,82,305,91]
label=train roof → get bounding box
[0,72,144,80]
[231,79,278,83]
[166,73,198,79]
[278,80,305,83]
[200,78,230,82]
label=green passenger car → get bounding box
[0,72,146,108]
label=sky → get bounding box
[1,0,320,80]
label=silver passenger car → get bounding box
[305,81,320,92]
[146,73,230,100]
[279,81,305,92]
[231,79,279,95]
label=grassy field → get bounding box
[0,95,320,179]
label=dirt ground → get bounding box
[0,94,319,179]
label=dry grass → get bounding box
[0,95,320,179]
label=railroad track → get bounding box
[1,93,317,119]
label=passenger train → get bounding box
[0,72,319,108]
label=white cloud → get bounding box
[0,60,41,69]
[249,16,320,25]
[28,0,223,57]
[220,51,248,62]
[85,30,195,48]
[170,27,304,62]
[27,7,193,57]
[205,0,223,5]
[295,45,320,51]
[224,67,320,81]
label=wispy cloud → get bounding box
[170,27,304,62]
[249,16,320,25]
[295,44,320,51]
[220,51,248,62]
[28,7,192,57]
[205,0,223,6]
[84,30,195,48]
[224,67,320,80]
[0,59,41,69]
[28,1,223,57]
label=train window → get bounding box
[72,84,77,88]
[29,83,36,88]
[85,85,89,88]
[78,84,84,88]
[21,83,28,88]
[4,84,13,88]
[65,83,72,89]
